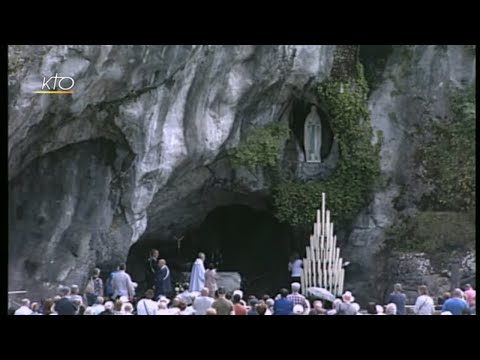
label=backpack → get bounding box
[84,277,95,294]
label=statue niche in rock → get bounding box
[304,105,322,163]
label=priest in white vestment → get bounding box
[189,252,206,292]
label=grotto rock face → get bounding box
[8,45,475,302]
[8,45,335,296]
[342,45,475,303]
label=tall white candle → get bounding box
[338,259,343,295]
[301,266,305,294]
[317,260,322,288]
[339,268,345,295]
[332,253,340,294]
[322,193,325,237]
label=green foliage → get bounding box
[359,45,393,93]
[389,211,475,253]
[229,122,290,169]
[463,44,476,56]
[272,64,382,227]
[416,85,476,211]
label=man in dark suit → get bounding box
[55,286,77,315]
[145,249,159,291]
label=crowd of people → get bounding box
[9,249,476,315]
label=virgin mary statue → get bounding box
[304,105,322,163]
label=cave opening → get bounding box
[127,204,294,297]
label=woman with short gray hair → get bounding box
[385,303,397,315]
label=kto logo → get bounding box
[34,74,75,94]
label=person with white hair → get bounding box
[385,303,397,315]
[14,299,33,315]
[121,303,134,315]
[442,289,468,315]
[376,305,385,315]
[89,296,105,315]
[157,301,170,315]
[265,298,275,315]
[327,299,342,315]
[206,308,217,315]
[287,282,310,314]
[193,288,214,315]
[154,259,172,300]
[99,301,114,315]
[84,308,95,315]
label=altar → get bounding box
[183,271,242,293]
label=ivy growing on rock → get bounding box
[416,84,476,212]
[229,122,290,170]
[272,64,382,227]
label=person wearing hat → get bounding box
[336,291,357,315]
[292,304,304,315]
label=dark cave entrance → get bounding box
[193,204,292,296]
[127,204,294,297]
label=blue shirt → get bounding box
[274,298,294,315]
[388,292,407,315]
[442,298,468,315]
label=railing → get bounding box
[8,291,27,309]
